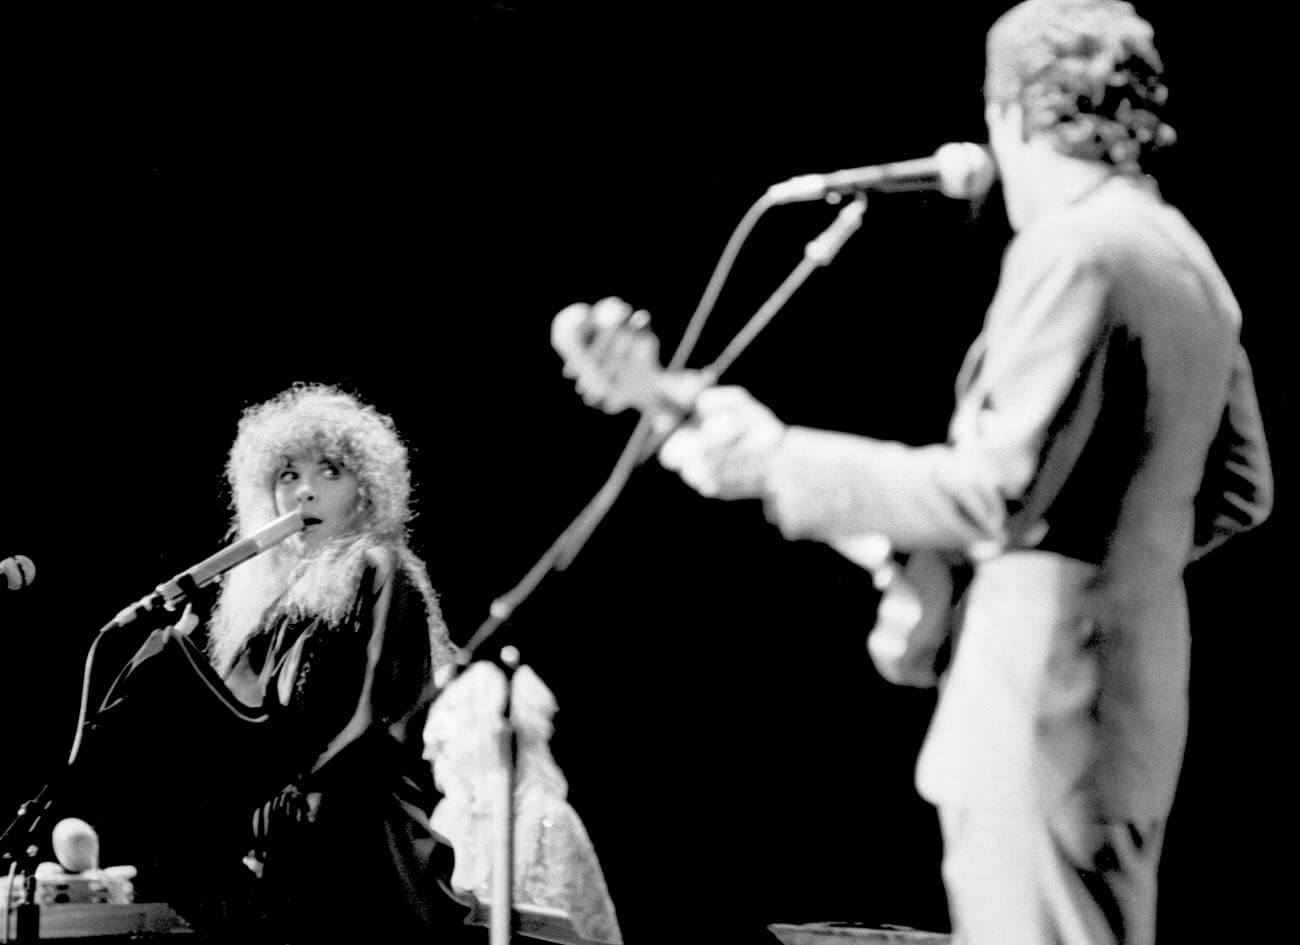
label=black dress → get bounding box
[227,547,470,944]
[64,547,470,944]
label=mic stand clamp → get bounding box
[110,572,199,630]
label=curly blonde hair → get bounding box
[985,0,1176,174]
[207,384,454,673]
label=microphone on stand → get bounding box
[109,509,305,629]
[2,554,36,591]
[765,141,997,204]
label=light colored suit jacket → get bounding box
[761,176,1272,821]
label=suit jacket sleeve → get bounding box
[1191,345,1273,558]
[762,238,1111,552]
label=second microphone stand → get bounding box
[444,195,869,945]
[459,194,868,662]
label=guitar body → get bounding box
[865,550,964,689]
[829,536,962,689]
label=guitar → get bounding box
[551,297,961,688]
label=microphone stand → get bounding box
[1,785,53,943]
[458,195,869,663]
[68,509,304,766]
[425,194,871,945]
[2,516,305,941]
[487,646,520,945]
[1,607,176,943]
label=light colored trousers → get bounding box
[939,805,1164,945]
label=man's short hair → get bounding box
[985,0,1175,173]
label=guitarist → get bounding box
[649,2,1273,943]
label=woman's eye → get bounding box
[278,469,298,483]
[322,464,341,479]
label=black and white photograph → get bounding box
[2,2,1291,943]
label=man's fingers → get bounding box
[696,408,743,447]
[659,425,704,472]
[551,303,591,359]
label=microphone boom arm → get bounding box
[110,509,306,628]
[455,196,869,664]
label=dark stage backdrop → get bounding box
[2,4,1292,942]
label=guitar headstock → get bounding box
[551,297,669,415]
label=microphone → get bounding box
[110,508,305,628]
[765,141,996,204]
[2,554,35,591]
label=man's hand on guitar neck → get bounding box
[658,386,787,500]
[551,296,786,497]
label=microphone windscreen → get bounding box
[2,554,35,590]
[934,142,997,199]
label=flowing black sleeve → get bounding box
[263,549,471,941]
[300,547,438,790]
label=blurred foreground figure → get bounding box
[584,2,1273,942]
[425,661,623,944]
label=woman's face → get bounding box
[273,452,363,554]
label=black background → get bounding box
[2,3,1292,942]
